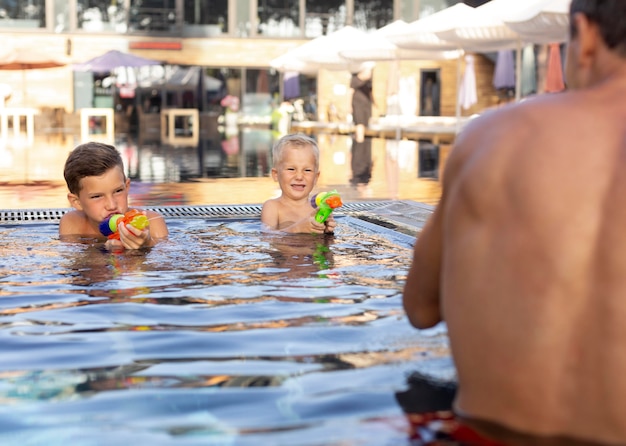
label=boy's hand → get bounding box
[324,214,337,234]
[109,222,153,250]
[294,209,326,234]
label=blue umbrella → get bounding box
[73,49,162,73]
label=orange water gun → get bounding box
[311,190,343,223]
[99,209,149,240]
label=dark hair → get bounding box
[63,142,124,195]
[570,0,626,56]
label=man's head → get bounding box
[566,0,626,89]
[570,0,626,57]
[272,133,320,170]
[64,142,125,195]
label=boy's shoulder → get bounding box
[59,209,93,236]
[262,196,282,209]
[60,209,82,224]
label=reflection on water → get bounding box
[0,129,445,209]
[0,218,453,444]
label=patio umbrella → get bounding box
[289,26,378,72]
[386,3,474,52]
[73,49,163,73]
[338,20,460,62]
[0,47,68,106]
[545,43,565,92]
[269,52,319,76]
[503,0,570,44]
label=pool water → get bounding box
[0,215,454,445]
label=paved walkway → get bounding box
[0,133,446,210]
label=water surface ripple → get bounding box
[0,217,453,445]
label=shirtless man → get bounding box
[403,1,626,444]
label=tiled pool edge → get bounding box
[0,200,434,236]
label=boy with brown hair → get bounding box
[59,141,168,249]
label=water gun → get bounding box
[99,209,149,240]
[311,190,343,223]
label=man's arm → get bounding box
[402,116,480,329]
[403,204,444,329]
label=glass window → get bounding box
[257,0,300,37]
[53,0,70,32]
[305,0,345,37]
[77,0,128,32]
[420,0,459,16]
[128,0,176,33]
[398,0,419,22]
[242,68,279,121]
[235,0,252,37]
[0,0,46,28]
[183,0,227,36]
[353,0,393,32]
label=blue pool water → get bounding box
[0,212,454,445]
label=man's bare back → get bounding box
[403,3,626,444]
[445,84,626,444]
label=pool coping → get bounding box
[0,200,434,236]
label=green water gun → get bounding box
[99,209,149,240]
[311,190,343,223]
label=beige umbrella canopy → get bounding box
[0,47,68,106]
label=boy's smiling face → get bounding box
[67,166,131,228]
[272,145,320,201]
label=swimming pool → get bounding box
[0,201,454,445]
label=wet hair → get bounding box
[63,142,125,195]
[570,0,626,57]
[272,133,320,170]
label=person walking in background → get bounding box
[403,1,626,444]
[349,65,374,187]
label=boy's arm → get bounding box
[145,210,168,240]
[261,200,280,230]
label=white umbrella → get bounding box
[435,1,521,52]
[433,1,525,101]
[269,52,319,76]
[502,0,570,44]
[338,20,460,62]
[386,4,475,52]
[294,26,378,72]
[382,4,474,123]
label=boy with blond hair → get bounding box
[261,134,336,234]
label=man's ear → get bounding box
[67,192,82,211]
[572,12,600,68]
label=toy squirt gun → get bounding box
[99,209,150,240]
[311,190,343,223]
